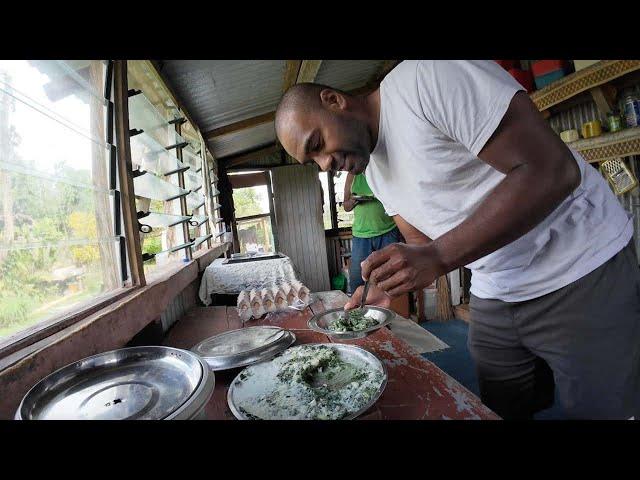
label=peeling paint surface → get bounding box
[162,292,500,420]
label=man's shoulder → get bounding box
[384,60,419,84]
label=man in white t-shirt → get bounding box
[275,60,640,420]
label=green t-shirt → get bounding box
[351,174,397,238]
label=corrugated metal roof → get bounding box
[314,60,385,91]
[160,60,385,160]
[208,121,275,158]
[160,60,286,132]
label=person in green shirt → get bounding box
[343,172,402,294]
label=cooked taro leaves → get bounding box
[328,308,379,332]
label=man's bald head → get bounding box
[275,82,374,175]
[275,83,349,136]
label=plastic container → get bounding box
[531,60,568,77]
[622,92,640,128]
[534,70,566,89]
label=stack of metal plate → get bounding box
[15,346,215,420]
[191,326,296,371]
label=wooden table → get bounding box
[163,291,499,420]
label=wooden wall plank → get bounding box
[271,165,330,292]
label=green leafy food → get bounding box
[236,345,384,420]
[328,309,379,332]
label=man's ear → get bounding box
[320,89,346,111]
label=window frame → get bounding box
[229,169,278,254]
[0,60,228,360]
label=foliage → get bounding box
[233,187,266,218]
[0,290,33,328]
[143,234,163,255]
[68,211,99,266]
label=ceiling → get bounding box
[156,60,397,164]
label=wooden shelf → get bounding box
[565,127,640,163]
[530,60,640,112]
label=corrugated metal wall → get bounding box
[548,100,602,133]
[271,165,331,292]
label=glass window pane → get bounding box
[130,131,187,177]
[0,240,120,340]
[0,61,122,343]
[232,185,270,218]
[237,217,274,254]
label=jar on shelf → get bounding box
[607,110,624,133]
[622,88,640,128]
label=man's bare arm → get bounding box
[393,214,431,244]
[342,172,356,212]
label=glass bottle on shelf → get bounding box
[622,87,640,128]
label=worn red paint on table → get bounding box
[162,292,499,420]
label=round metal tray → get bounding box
[15,346,215,420]
[308,306,395,339]
[191,326,296,371]
[227,343,387,420]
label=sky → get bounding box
[0,60,103,177]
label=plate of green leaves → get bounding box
[307,306,395,339]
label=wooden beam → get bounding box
[296,60,323,83]
[203,111,275,139]
[114,60,146,288]
[590,84,617,116]
[283,60,302,92]
[221,143,279,168]
[373,60,400,83]
[349,60,400,96]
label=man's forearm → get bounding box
[431,160,579,273]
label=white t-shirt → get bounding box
[366,60,633,302]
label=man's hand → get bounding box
[344,283,391,310]
[361,243,447,297]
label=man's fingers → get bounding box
[387,283,412,298]
[344,286,363,310]
[368,253,409,285]
[376,269,414,294]
[360,249,391,281]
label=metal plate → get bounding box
[15,346,214,420]
[227,343,387,420]
[352,195,375,202]
[308,306,395,339]
[192,326,296,371]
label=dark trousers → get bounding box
[349,227,403,294]
[468,240,640,419]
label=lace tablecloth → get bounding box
[198,256,301,305]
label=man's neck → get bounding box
[362,88,381,153]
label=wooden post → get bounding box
[265,170,277,252]
[113,60,145,287]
